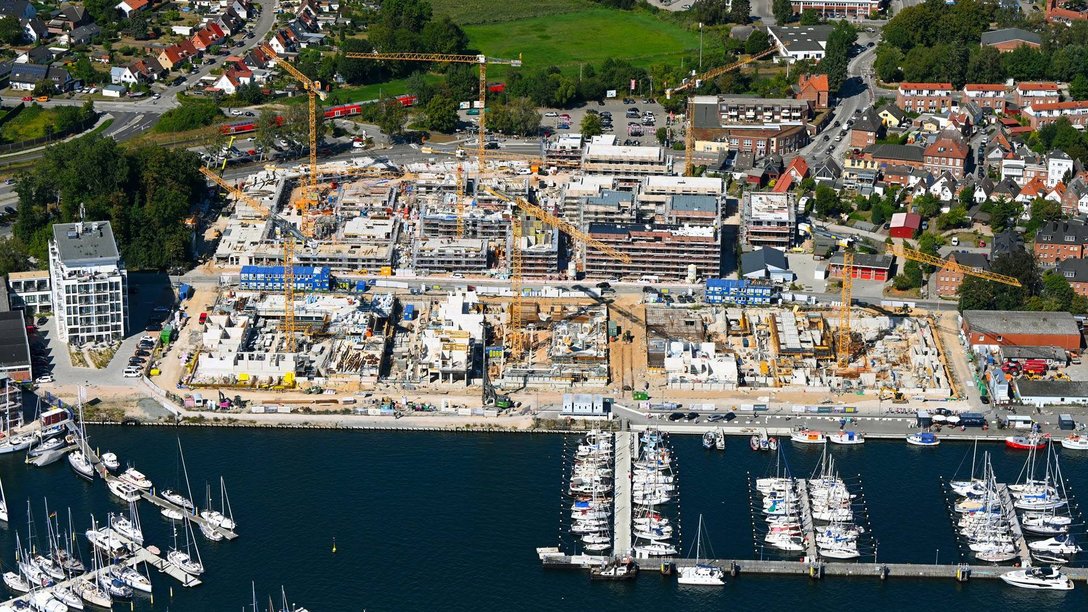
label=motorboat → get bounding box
[828,431,864,445]
[714,430,725,450]
[1006,435,1047,450]
[28,591,66,612]
[3,571,30,593]
[199,522,223,542]
[160,490,195,512]
[100,453,119,472]
[677,563,725,586]
[633,541,678,556]
[108,566,151,593]
[109,514,143,546]
[85,528,131,557]
[67,450,95,481]
[1060,433,1088,450]
[819,545,861,560]
[50,586,83,610]
[907,432,940,447]
[702,431,715,449]
[118,468,152,491]
[1001,566,1074,590]
[98,577,132,600]
[1029,534,1082,556]
[161,507,184,521]
[790,429,825,444]
[589,558,638,581]
[1021,513,1072,536]
[106,480,141,503]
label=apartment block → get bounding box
[963,84,1007,113]
[518,219,562,279]
[692,95,811,158]
[923,130,970,179]
[1014,82,1060,108]
[936,252,990,297]
[412,239,490,274]
[1023,101,1088,129]
[6,270,51,315]
[544,133,584,169]
[48,221,128,345]
[584,223,721,281]
[788,0,880,20]
[741,192,796,248]
[638,175,724,223]
[1034,220,1088,265]
[579,190,637,227]
[896,82,955,113]
[581,143,672,179]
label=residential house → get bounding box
[1062,172,1088,215]
[109,65,138,85]
[47,3,88,33]
[1014,81,1060,108]
[115,0,148,17]
[877,106,908,129]
[811,158,841,184]
[843,152,881,187]
[269,28,298,55]
[969,176,995,204]
[9,63,54,91]
[1016,177,1048,204]
[767,25,834,62]
[923,130,970,179]
[850,109,884,148]
[1058,257,1088,297]
[991,229,1025,259]
[691,95,811,159]
[863,143,926,171]
[927,172,958,202]
[157,41,198,70]
[63,23,100,46]
[773,156,808,193]
[212,67,252,94]
[991,178,1021,202]
[828,253,893,281]
[795,73,830,110]
[897,82,956,113]
[937,252,991,296]
[741,247,794,283]
[190,23,226,51]
[1047,0,1088,23]
[1001,147,1047,186]
[1048,150,1075,188]
[16,46,52,65]
[1034,220,1088,265]
[0,0,35,19]
[980,27,1042,52]
[1024,101,1088,129]
[963,83,1007,113]
[20,17,46,42]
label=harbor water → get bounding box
[1,426,1086,610]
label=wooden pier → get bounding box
[995,483,1031,566]
[795,480,820,561]
[612,431,633,555]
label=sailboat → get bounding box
[167,517,204,576]
[199,477,236,531]
[109,502,143,546]
[676,515,724,586]
[0,474,7,523]
[67,392,95,481]
[0,381,32,455]
[161,439,196,516]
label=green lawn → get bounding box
[463,8,701,71]
[430,0,591,24]
[1,106,58,142]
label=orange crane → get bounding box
[341,51,522,236]
[480,185,630,360]
[886,244,1022,287]
[664,45,781,176]
[261,44,328,212]
[200,167,300,352]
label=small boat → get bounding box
[676,515,724,586]
[714,430,725,450]
[1006,435,1047,450]
[100,453,119,472]
[118,469,152,491]
[633,541,678,556]
[51,585,83,610]
[199,521,223,542]
[790,429,825,444]
[589,558,638,581]
[161,507,184,521]
[906,432,940,447]
[67,451,95,481]
[72,579,111,609]
[702,431,715,449]
[828,431,864,445]
[110,512,143,546]
[1029,534,1082,556]
[1060,434,1088,450]
[3,571,30,593]
[108,565,151,594]
[160,490,194,511]
[166,549,203,576]
[1001,566,1074,590]
[106,480,141,503]
[29,591,66,612]
[27,436,65,458]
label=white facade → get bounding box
[6,270,51,315]
[1048,153,1074,188]
[48,221,128,345]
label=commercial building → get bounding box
[584,223,721,281]
[561,393,611,416]
[896,83,956,113]
[1016,380,1088,408]
[936,252,990,297]
[741,192,796,248]
[981,28,1042,52]
[787,0,880,20]
[962,310,1081,351]
[768,25,834,62]
[5,270,51,315]
[0,310,32,383]
[48,221,128,345]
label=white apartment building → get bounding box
[6,270,51,315]
[48,221,128,345]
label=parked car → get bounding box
[544,111,558,117]
[35,375,54,384]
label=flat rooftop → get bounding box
[963,310,1080,337]
[52,221,120,265]
[0,310,30,370]
[584,144,665,162]
[747,193,793,221]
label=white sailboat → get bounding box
[199,477,236,531]
[166,517,204,576]
[109,502,143,546]
[0,474,7,523]
[676,515,724,586]
[67,388,95,481]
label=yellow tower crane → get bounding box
[886,244,1022,287]
[837,251,854,367]
[341,51,523,236]
[480,185,631,360]
[260,44,328,212]
[665,45,781,176]
[199,167,300,352]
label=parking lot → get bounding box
[538,97,672,145]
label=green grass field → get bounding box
[1,106,59,142]
[429,0,591,25]
[464,8,700,71]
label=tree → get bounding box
[966,45,1004,84]
[0,16,23,45]
[820,21,857,93]
[936,205,968,230]
[422,94,458,133]
[958,248,1039,311]
[234,83,265,105]
[656,126,669,145]
[814,183,845,217]
[799,9,822,25]
[773,0,794,23]
[420,16,468,55]
[1071,74,1088,102]
[988,199,1020,234]
[405,72,437,105]
[730,0,751,24]
[914,194,942,219]
[581,113,603,138]
[0,237,31,277]
[487,97,541,136]
[33,81,58,97]
[874,47,904,83]
[375,99,407,140]
[690,0,732,25]
[894,259,924,290]
[123,12,149,39]
[336,38,379,86]
[745,30,770,55]
[254,109,281,159]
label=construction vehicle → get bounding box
[341,51,522,236]
[479,185,631,362]
[878,387,909,404]
[664,45,780,176]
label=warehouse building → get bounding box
[961,310,1082,351]
[0,310,32,383]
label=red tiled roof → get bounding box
[898,82,954,90]
[964,84,1005,91]
[1016,81,1059,91]
[1028,101,1088,111]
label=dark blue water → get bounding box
[0,428,1086,610]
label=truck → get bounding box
[1022,359,1048,376]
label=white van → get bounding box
[123,366,142,378]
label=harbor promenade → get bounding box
[612,431,633,554]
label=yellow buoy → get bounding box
[332,537,337,553]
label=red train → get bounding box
[218,115,285,135]
[324,103,363,118]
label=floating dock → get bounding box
[995,483,1031,566]
[795,480,820,561]
[612,430,633,554]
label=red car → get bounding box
[21,96,32,102]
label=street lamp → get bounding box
[699,22,704,72]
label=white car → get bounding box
[516,168,533,175]
[230,109,243,116]
[544,111,558,117]
[35,375,55,384]
[123,367,142,378]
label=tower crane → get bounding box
[200,167,301,352]
[479,185,630,361]
[885,244,1022,287]
[664,45,781,176]
[261,44,328,212]
[341,51,522,236]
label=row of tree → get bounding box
[12,134,201,271]
[958,249,1088,314]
